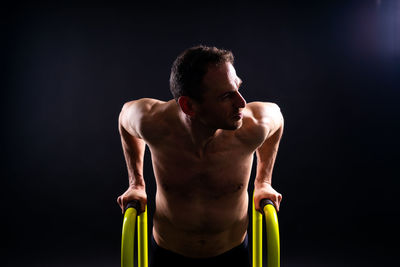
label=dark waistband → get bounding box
[151,233,249,259]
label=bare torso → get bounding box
[140,99,269,257]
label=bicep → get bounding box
[254,104,283,177]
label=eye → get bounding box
[221,93,233,100]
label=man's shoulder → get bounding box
[122,98,169,113]
[121,98,177,141]
[236,102,282,146]
[121,98,177,119]
[245,102,281,122]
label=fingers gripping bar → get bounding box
[252,195,280,267]
[121,201,148,267]
[125,200,141,213]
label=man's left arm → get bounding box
[253,102,284,212]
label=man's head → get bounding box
[170,45,234,103]
[170,45,246,130]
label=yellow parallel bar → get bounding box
[121,207,137,267]
[138,205,148,267]
[252,194,263,267]
[253,194,280,267]
[263,203,280,267]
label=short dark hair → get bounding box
[169,45,234,102]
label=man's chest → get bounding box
[148,137,255,196]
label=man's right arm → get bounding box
[117,99,153,213]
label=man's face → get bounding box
[194,62,247,130]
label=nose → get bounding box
[234,91,246,108]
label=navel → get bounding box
[236,183,244,192]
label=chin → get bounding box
[234,121,243,130]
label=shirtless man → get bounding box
[117,46,283,267]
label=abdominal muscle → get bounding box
[152,183,249,258]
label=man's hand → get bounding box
[254,182,282,212]
[117,185,147,214]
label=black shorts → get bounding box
[150,234,251,267]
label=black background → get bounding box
[2,0,399,266]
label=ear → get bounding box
[178,96,196,117]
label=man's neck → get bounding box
[179,112,219,156]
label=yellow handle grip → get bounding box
[252,195,280,267]
[121,202,148,267]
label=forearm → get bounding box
[119,122,146,188]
